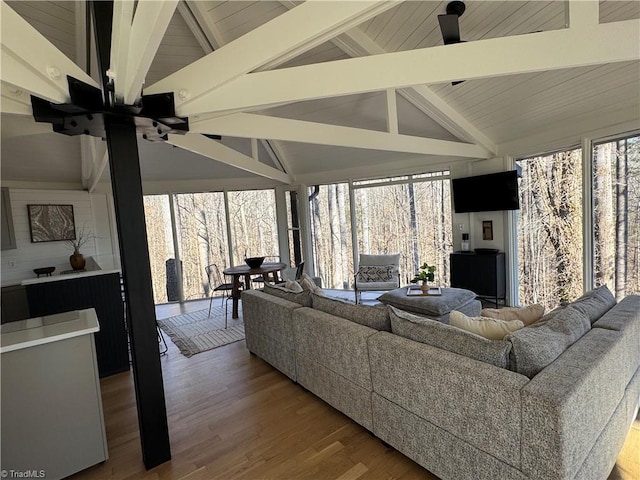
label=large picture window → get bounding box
[174,192,230,301]
[351,172,452,287]
[309,174,452,290]
[516,148,584,309]
[143,195,176,304]
[593,134,640,298]
[227,189,279,266]
[309,183,353,289]
[143,188,278,305]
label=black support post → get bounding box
[105,117,171,469]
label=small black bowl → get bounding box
[34,266,56,276]
[245,256,265,269]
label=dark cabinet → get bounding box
[1,285,30,323]
[26,273,130,377]
[450,252,506,305]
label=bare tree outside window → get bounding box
[517,149,584,309]
[227,190,279,266]
[143,195,175,304]
[308,175,451,290]
[593,134,640,298]
[174,193,230,301]
[310,184,353,289]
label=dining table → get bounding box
[223,262,287,319]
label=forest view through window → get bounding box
[143,195,175,304]
[309,183,354,289]
[593,134,640,298]
[516,149,584,310]
[143,189,278,304]
[309,173,452,290]
[354,175,453,286]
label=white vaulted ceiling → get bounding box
[1,0,639,191]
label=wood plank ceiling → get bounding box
[1,0,639,188]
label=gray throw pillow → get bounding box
[311,293,391,331]
[389,306,512,368]
[505,305,591,378]
[569,285,617,324]
[263,283,312,307]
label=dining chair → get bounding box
[205,264,241,328]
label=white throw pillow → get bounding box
[450,310,524,340]
[284,279,303,293]
[481,304,545,326]
[299,273,325,296]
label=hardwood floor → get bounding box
[70,297,639,480]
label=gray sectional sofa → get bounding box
[242,285,640,480]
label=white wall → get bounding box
[1,189,118,285]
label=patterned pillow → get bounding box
[357,265,395,282]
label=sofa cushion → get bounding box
[569,285,617,324]
[450,310,524,340]
[263,283,312,306]
[311,293,391,331]
[389,306,512,368]
[481,304,544,326]
[505,305,591,378]
[379,287,476,317]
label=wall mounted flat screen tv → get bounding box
[452,170,520,213]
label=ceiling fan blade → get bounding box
[438,14,460,45]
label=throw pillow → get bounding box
[284,279,303,293]
[481,304,545,326]
[311,293,391,331]
[356,265,394,282]
[389,306,512,368]
[263,283,312,306]
[569,285,617,324]
[299,273,325,296]
[505,305,591,378]
[450,310,524,340]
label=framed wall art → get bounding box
[482,220,494,241]
[27,204,76,243]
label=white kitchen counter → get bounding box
[0,308,100,353]
[1,307,109,478]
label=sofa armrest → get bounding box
[368,332,529,468]
[242,290,303,349]
[520,328,629,480]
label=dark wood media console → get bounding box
[450,251,506,306]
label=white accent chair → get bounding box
[353,253,401,304]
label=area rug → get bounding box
[157,307,245,357]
